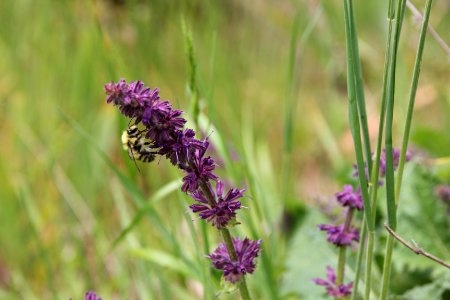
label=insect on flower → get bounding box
[121,125,156,163]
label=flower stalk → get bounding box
[105,79,260,300]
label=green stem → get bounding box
[380,0,407,298]
[346,0,372,175]
[199,181,252,300]
[364,230,375,300]
[337,246,347,285]
[221,229,251,300]
[380,234,395,300]
[343,0,373,231]
[381,0,434,298]
[351,217,366,300]
[337,208,354,285]
[395,0,434,203]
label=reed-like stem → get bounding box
[351,217,366,300]
[337,208,354,285]
[380,0,434,298]
[380,0,404,291]
[343,2,375,296]
[343,0,373,231]
[345,0,372,175]
[395,0,434,204]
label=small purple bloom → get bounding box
[105,79,159,121]
[182,151,218,193]
[208,237,261,283]
[352,163,384,186]
[160,129,208,168]
[143,103,187,144]
[313,266,353,298]
[190,181,243,229]
[379,148,403,176]
[335,185,363,210]
[436,184,450,204]
[318,224,359,247]
[85,291,102,300]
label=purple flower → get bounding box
[313,266,353,298]
[160,129,208,168]
[335,185,363,210]
[105,79,159,121]
[190,181,243,229]
[353,148,412,183]
[436,184,450,204]
[318,224,359,247]
[143,102,187,144]
[182,150,218,193]
[379,148,403,176]
[208,237,261,283]
[85,291,102,300]
[352,163,383,186]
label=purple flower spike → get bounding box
[105,79,160,122]
[161,129,208,168]
[335,185,363,210]
[318,224,359,247]
[313,266,353,298]
[85,291,102,300]
[208,237,261,283]
[190,181,243,229]
[182,151,218,193]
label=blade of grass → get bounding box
[381,0,434,298]
[380,0,408,298]
[343,0,374,294]
[181,17,200,130]
[352,0,396,297]
[346,0,372,175]
[111,179,182,249]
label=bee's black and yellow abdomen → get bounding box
[122,125,155,163]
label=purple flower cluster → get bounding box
[353,148,412,185]
[318,224,359,247]
[85,292,102,300]
[335,185,363,210]
[105,79,260,283]
[313,267,353,298]
[190,181,244,229]
[208,238,262,283]
[317,184,361,248]
[314,173,366,296]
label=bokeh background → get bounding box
[0,0,449,299]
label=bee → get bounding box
[121,125,155,163]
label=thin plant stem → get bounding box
[380,0,407,295]
[354,0,395,296]
[380,0,436,297]
[384,224,450,269]
[343,0,373,231]
[198,181,252,300]
[181,18,200,129]
[346,0,372,175]
[395,0,434,204]
[337,247,347,286]
[406,0,450,57]
[343,3,375,295]
[364,231,375,300]
[337,208,354,285]
[351,217,366,300]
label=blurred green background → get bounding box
[0,0,449,299]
